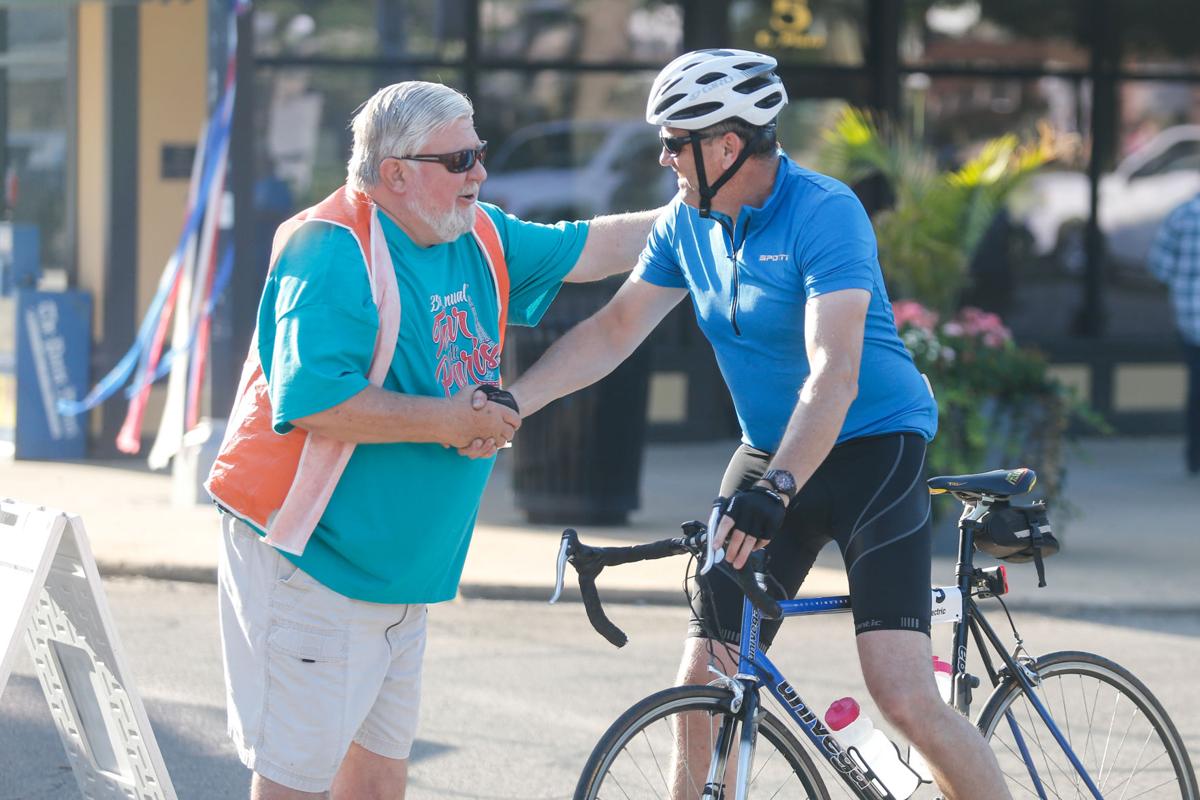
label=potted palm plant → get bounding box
[818,108,1098,512]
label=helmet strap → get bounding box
[690,127,771,219]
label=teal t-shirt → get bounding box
[254,202,587,603]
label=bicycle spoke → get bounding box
[1121,774,1188,800]
[605,769,633,800]
[1098,684,1127,790]
[1111,729,1167,800]
[628,728,665,794]
[641,722,671,791]
[750,738,779,783]
[1057,672,1082,797]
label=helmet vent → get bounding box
[672,101,724,120]
[654,93,687,115]
[696,71,726,85]
[734,76,772,94]
[755,92,784,109]
[733,62,759,70]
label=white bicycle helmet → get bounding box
[646,48,788,130]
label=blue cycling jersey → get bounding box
[634,153,937,451]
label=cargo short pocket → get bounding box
[260,623,350,781]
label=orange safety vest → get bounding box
[205,185,509,555]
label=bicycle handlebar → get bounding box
[550,513,783,648]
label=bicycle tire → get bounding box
[575,684,830,800]
[976,650,1199,799]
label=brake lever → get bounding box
[547,528,629,647]
[549,529,576,605]
[699,500,726,576]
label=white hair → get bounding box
[347,81,474,192]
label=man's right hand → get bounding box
[447,384,521,451]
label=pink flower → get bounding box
[956,306,1012,345]
[893,300,939,332]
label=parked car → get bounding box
[480,119,676,223]
[1012,124,1200,276]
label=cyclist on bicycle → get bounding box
[497,48,1010,799]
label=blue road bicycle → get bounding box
[551,467,1198,800]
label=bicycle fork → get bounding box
[698,686,760,800]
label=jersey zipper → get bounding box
[717,215,745,337]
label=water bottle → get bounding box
[824,697,920,799]
[908,657,955,782]
[932,656,953,704]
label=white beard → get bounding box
[414,194,476,243]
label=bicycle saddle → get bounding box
[928,467,1037,498]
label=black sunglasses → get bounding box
[395,141,487,173]
[659,132,712,155]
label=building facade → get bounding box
[7,0,1200,451]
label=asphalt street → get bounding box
[1,579,1197,799]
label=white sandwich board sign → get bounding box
[0,498,177,799]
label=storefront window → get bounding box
[252,66,462,279]
[901,74,1092,341]
[480,0,681,63]
[474,70,672,222]
[1117,0,1200,76]
[776,98,852,167]
[730,0,867,66]
[901,1,1087,71]
[254,0,466,60]
[2,8,69,277]
[1098,80,1200,338]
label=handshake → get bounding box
[450,383,522,459]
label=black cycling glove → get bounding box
[477,384,520,413]
[724,486,787,542]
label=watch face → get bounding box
[765,469,796,497]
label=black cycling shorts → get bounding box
[687,432,933,649]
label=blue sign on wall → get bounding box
[0,291,91,460]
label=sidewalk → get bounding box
[1,436,1196,612]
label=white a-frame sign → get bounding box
[0,499,177,799]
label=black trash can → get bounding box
[508,278,651,525]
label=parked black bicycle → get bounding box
[551,466,1198,799]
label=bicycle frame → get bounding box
[720,500,1105,800]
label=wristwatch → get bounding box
[761,468,797,501]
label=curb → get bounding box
[95,562,1200,618]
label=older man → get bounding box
[205,81,661,799]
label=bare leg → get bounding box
[250,774,327,800]
[858,629,1012,800]
[667,637,742,800]
[331,742,408,800]
[248,743,407,800]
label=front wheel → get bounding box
[977,650,1199,799]
[575,685,829,800]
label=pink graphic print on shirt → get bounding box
[430,282,501,395]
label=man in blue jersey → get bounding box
[213,81,664,800]
[503,50,1011,799]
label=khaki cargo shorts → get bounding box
[217,515,427,793]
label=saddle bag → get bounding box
[975,501,1059,586]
